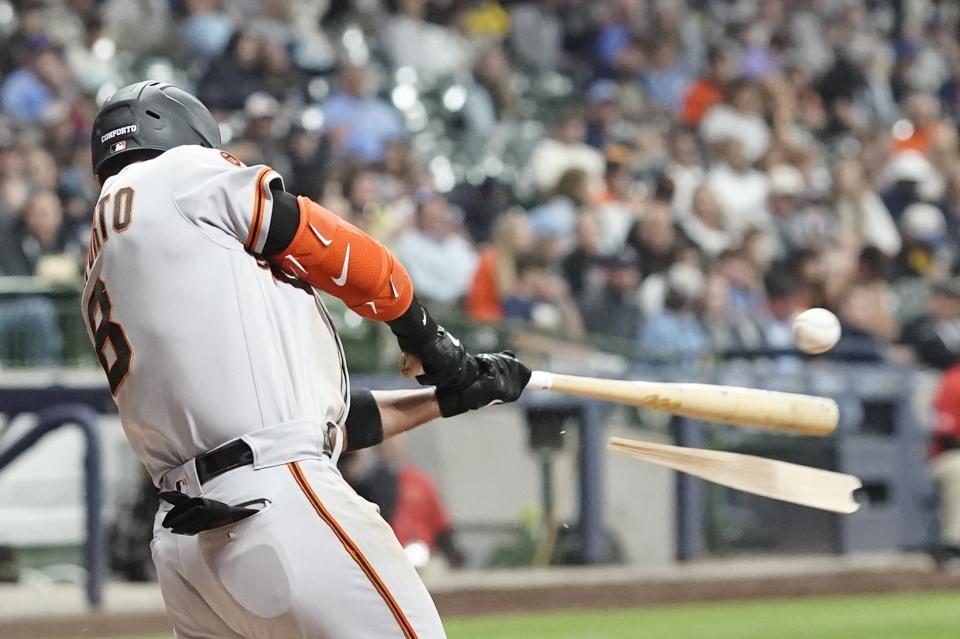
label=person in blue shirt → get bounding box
[1,42,63,122]
[322,63,405,163]
[638,265,708,362]
[641,39,693,114]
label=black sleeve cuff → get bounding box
[345,389,384,450]
[260,186,300,257]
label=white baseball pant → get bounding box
[150,421,446,638]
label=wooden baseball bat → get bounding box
[528,371,839,436]
[609,436,861,514]
[399,354,839,436]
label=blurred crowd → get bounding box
[4,0,960,373]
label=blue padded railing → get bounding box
[0,404,105,609]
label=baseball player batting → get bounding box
[82,81,530,638]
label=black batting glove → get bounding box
[388,295,478,390]
[437,351,532,417]
[410,325,478,389]
[159,491,260,535]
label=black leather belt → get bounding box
[195,439,254,486]
[195,424,336,486]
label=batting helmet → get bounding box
[91,81,221,179]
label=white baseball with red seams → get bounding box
[792,307,842,355]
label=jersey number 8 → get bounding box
[87,278,132,395]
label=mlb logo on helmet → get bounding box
[110,140,127,153]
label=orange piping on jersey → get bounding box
[287,462,419,639]
[244,167,272,252]
[97,195,109,243]
[270,196,414,321]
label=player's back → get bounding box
[81,146,347,483]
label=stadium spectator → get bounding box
[705,137,771,237]
[595,160,640,254]
[577,248,642,341]
[640,37,693,114]
[392,189,478,306]
[665,125,705,217]
[833,159,902,257]
[678,184,738,260]
[528,109,605,195]
[702,271,765,355]
[463,46,518,137]
[1,41,71,122]
[0,131,27,221]
[342,436,466,568]
[893,202,952,281]
[628,194,692,280]
[503,253,584,338]
[681,47,735,126]
[593,0,644,78]
[900,279,960,370]
[700,80,771,163]
[0,191,77,277]
[381,0,474,81]
[323,63,405,163]
[507,1,563,72]
[893,93,948,156]
[337,165,410,243]
[180,0,233,59]
[238,92,292,179]
[529,168,591,254]
[761,268,811,353]
[637,263,708,362]
[563,211,605,299]
[196,29,265,112]
[766,164,835,256]
[583,80,621,150]
[466,211,534,323]
[0,191,70,364]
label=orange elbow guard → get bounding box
[271,196,414,320]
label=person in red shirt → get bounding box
[342,435,466,568]
[466,211,534,322]
[931,361,960,558]
[681,48,735,126]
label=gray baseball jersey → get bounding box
[81,145,348,484]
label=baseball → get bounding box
[792,308,841,354]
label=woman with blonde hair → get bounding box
[466,210,535,321]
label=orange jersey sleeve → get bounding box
[270,196,414,321]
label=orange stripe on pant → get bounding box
[288,461,419,639]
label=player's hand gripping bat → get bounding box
[400,355,839,436]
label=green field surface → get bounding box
[118,591,960,639]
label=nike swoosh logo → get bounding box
[331,244,350,286]
[390,279,399,299]
[421,309,427,326]
[448,334,461,348]
[309,223,332,246]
